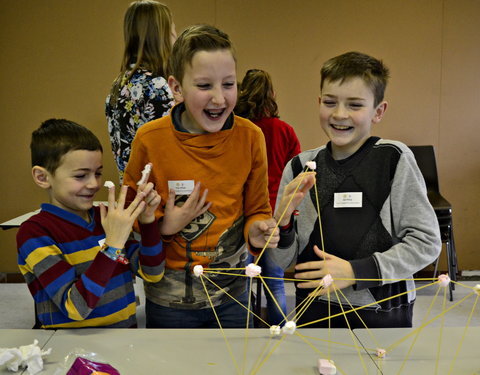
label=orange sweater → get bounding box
[123,107,271,308]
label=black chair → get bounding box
[408,145,458,300]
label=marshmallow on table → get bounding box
[245,263,262,277]
[474,284,480,296]
[137,163,152,185]
[269,325,281,336]
[318,359,336,375]
[375,348,387,358]
[282,320,296,335]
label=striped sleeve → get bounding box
[17,221,119,321]
[125,220,165,282]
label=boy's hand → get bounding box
[248,218,280,249]
[295,245,355,295]
[100,185,146,249]
[135,164,161,224]
[137,182,161,224]
[160,182,211,236]
[275,172,316,226]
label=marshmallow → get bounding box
[282,320,296,335]
[375,348,387,358]
[269,325,282,336]
[104,181,115,189]
[318,359,336,375]
[438,274,451,288]
[245,263,262,277]
[0,340,51,375]
[137,163,152,185]
[306,161,316,170]
[322,274,333,289]
[474,284,480,296]
[193,265,204,277]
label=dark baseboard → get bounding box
[0,272,25,283]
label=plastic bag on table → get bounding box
[52,348,120,375]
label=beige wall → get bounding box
[1,0,479,273]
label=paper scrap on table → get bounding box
[0,340,51,375]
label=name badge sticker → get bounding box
[334,192,363,208]
[168,180,195,195]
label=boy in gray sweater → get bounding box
[268,51,441,328]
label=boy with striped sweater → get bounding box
[17,119,164,328]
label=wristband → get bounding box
[101,243,129,265]
[279,221,292,231]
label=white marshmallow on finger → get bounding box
[137,163,152,185]
[104,181,115,189]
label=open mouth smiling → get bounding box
[331,123,353,131]
[204,108,225,119]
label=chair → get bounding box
[408,145,458,300]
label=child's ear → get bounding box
[372,101,388,124]
[168,76,184,103]
[32,166,51,189]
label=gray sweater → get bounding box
[267,137,441,310]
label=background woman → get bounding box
[106,0,176,181]
[235,69,301,325]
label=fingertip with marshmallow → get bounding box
[104,181,115,189]
[137,163,152,186]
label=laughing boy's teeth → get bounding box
[205,109,224,118]
[332,124,351,130]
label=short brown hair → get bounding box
[169,24,236,84]
[31,119,102,174]
[320,51,390,107]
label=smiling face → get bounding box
[168,49,237,134]
[319,77,387,160]
[38,150,103,221]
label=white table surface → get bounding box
[39,328,365,374]
[0,202,108,230]
[354,326,480,374]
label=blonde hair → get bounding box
[235,69,278,120]
[110,1,173,103]
[169,24,236,84]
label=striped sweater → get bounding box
[16,204,165,328]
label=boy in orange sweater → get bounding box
[123,24,279,328]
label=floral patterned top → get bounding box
[105,68,174,181]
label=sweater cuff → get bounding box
[350,256,381,290]
[138,220,161,247]
[278,216,295,248]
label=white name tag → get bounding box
[168,180,195,195]
[334,192,363,208]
